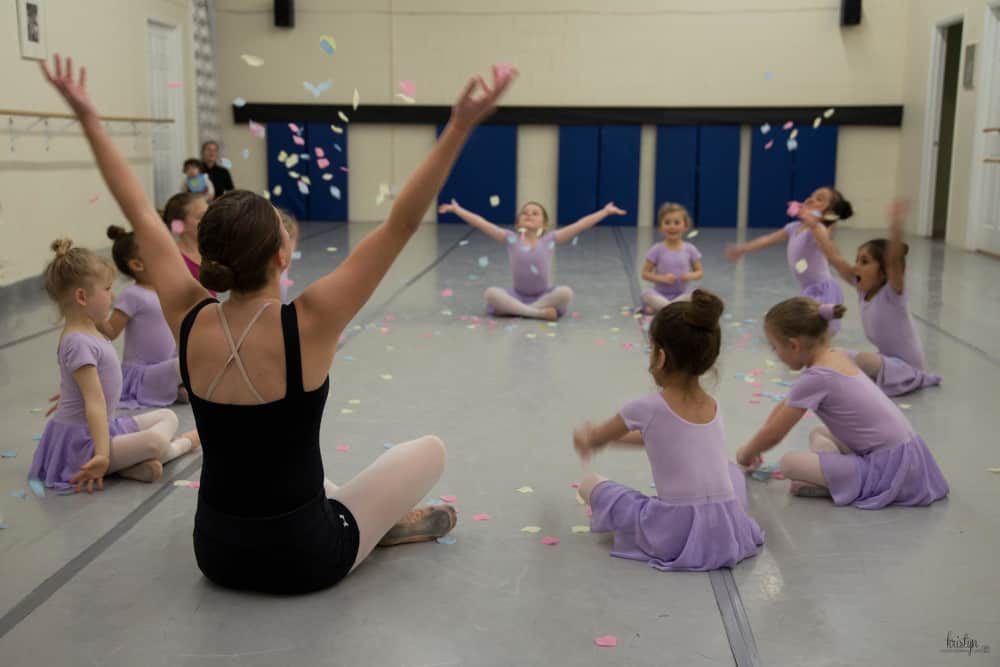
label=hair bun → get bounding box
[684,289,724,330]
[833,198,854,221]
[50,238,73,258]
[106,225,129,240]
[199,258,234,293]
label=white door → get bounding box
[146,20,185,208]
[978,8,1000,255]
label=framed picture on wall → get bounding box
[16,0,47,60]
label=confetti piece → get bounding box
[303,80,332,97]
[795,259,808,274]
[525,333,537,339]
[338,111,350,124]
[297,181,310,195]
[541,536,560,546]
[384,443,393,449]
[1,452,15,458]
[335,445,351,452]
[330,186,341,199]
[529,265,539,275]
[285,154,300,168]
[898,403,911,410]
[790,129,799,140]
[440,495,457,503]
[473,513,492,521]
[988,468,1000,473]
[623,342,634,351]
[521,525,542,534]
[760,123,771,135]
[687,229,699,239]
[317,158,330,169]
[340,408,353,414]
[280,276,295,289]
[594,636,618,648]
[292,250,302,260]
[29,479,45,497]
[765,359,776,367]
[763,71,774,80]
[477,256,489,268]
[352,88,360,110]
[572,236,579,246]
[516,486,534,494]
[241,54,264,67]
[293,135,305,146]
[813,117,822,129]
[787,138,798,151]
[331,124,343,134]
[396,93,415,104]
[771,471,785,480]
[248,120,265,138]
[348,399,361,405]
[786,201,802,217]
[170,219,185,235]
[571,525,591,534]
[823,107,835,119]
[380,374,393,380]
[399,80,416,98]
[749,399,761,405]
[10,490,26,499]
[233,97,246,107]
[241,148,250,159]
[319,35,336,54]
[440,288,453,297]
[436,535,457,545]
[782,120,794,130]
[764,139,774,150]
[489,195,500,207]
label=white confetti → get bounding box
[352,88,360,110]
[241,54,264,67]
[233,97,247,107]
[489,195,500,207]
[795,259,808,274]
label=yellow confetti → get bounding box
[331,124,343,134]
[525,333,537,339]
[288,171,300,179]
[812,117,822,129]
[348,399,361,405]
[262,191,271,200]
[765,360,776,367]
[380,374,393,380]
[489,195,500,207]
[571,525,591,534]
[610,327,620,333]
[790,129,799,140]
[326,246,337,252]
[285,154,299,168]
[795,259,808,274]
[898,403,912,410]
[338,111,350,123]
[520,526,542,534]
[687,229,699,239]
[987,468,1000,473]
[277,150,289,162]
[823,107,835,119]
[352,88,360,110]
[319,35,336,54]
[516,486,534,494]
[396,93,415,104]
[241,54,264,67]
[340,408,353,414]
[300,175,311,186]
[322,173,333,181]
[272,185,283,196]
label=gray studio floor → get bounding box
[0,222,998,666]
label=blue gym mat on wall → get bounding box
[266,122,349,221]
[436,125,517,224]
[557,126,640,226]
[654,125,740,228]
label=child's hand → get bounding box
[573,423,595,462]
[71,454,110,494]
[724,244,744,262]
[437,198,460,215]
[45,393,60,417]
[603,202,626,216]
[40,54,98,120]
[736,446,763,469]
[662,273,677,285]
[450,65,517,132]
[887,199,908,229]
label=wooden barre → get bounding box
[985,157,1000,163]
[985,127,1000,133]
[0,108,174,123]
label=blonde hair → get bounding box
[277,208,299,237]
[44,239,115,312]
[519,201,549,225]
[657,202,691,227]
[765,297,846,342]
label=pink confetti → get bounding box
[749,400,761,405]
[751,369,764,376]
[315,147,325,158]
[623,343,634,351]
[782,121,794,130]
[440,495,457,503]
[570,483,580,488]
[340,166,349,172]
[764,139,774,150]
[752,391,763,397]
[751,381,762,388]
[786,201,802,217]
[541,536,560,546]
[170,219,185,235]
[289,123,301,133]
[166,81,182,89]
[317,158,330,169]
[280,276,294,288]
[772,471,786,480]
[594,635,618,648]
[473,513,492,521]
[292,135,305,146]
[399,80,416,98]
[335,445,350,452]
[248,120,265,138]
[88,195,100,204]
[441,288,453,298]
[586,505,593,517]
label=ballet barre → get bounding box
[1,109,173,153]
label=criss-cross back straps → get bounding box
[204,301,274,403]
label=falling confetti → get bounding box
[304,80,332,97]
[571,525,591,534]
[763,71,774,80]
[813,117,822,129]
[285,154,300,168]
[764,139,774,150]
[786,201,801,217]
[352,88,360,110]
[380,374,393,380]
[687,229,699,239]
[489,195,500,207]
[396,93,415,104]
[335,445,351,452]
[516,486,534,494]
[331,124,344,134]
[317,158,330,169]
[1,452,15,458]
[29,479,45,497]
[338,111,350,124]
[319,35,336,54]
[572,236,579,246]
[340,408,353,414]
[292,135,305,146]
[248,120,265,138]
[440,288,453,298]
[436,536,457,545]
[241,148,250,159]
[541,536,560,546]
[241,54,264,67]
[520,526,542,534]
[478,256,489,268]
[823,107,835,119]
[330,186,341,199]
[782,120,794,130]
[170,219,185,235]
[440,495,457,503]
[760,123,771,135]
[473,513,492,521]
[898,403,912,410]
[795,259,808,274]
[787,138,798,151]
[790,129,799,140]
[594,636,618,648]
[988,468,1000,473]
[399,80,416,98]
[233,97,247,107]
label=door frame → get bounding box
[969,2,1000,252]
[146,17,187,207]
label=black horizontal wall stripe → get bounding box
[234,104,903,127]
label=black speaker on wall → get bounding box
[841,0,862,26]
[275,0,294,28]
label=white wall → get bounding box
[214,0,909,227]
[0,0,198,286]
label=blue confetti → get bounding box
[10,490,26,499]
[478,256,489,268]
[383,443,393,449]
[750,463,780,482]
[334,144,342,152]
[436,535,457,545]
[241,148,250,160]
[427,498,444,506]
[1,452,16,458]
[507,235,517,245]
[744,318,756,324]
[468,274,479,281]
[292,251,302,260]
[219,158,233,169]
[764,71,774,80]
[735,373,747,379]
[571,236,579,246]
[29,479,45,497]
[529,265,539,275]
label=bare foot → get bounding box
[182,430,201,451]
[789,480,831,498]
[540,307,559,321]
[118,459,163,483]
[378,504,457,547]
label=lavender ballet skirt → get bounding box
[846,351,942,397]
[589,463,764,571]
[801,278,845,334]
[119,359,180,409]
[28,416,139,490]
[818,434,949,509]
[486,287,566,318]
